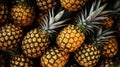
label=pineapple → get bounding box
[56,0,110,53]
[10,54,33,67]
[0,0,8,24]
[99,59,115,67]
[22,8,69,58]
[60,0,88,11]
[0,23,23,52]
[102,17,114,28]
[74,28,115,67]
[74,44,101,67]
[36,0,57,11]
[57,24,85,52]
[10,0,35,27]
[101,37,118,58]
[37,11,48,23]
[41,46,70,67]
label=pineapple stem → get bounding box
[93,39,103,48]
[77,23,86,33]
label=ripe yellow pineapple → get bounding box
[100,59,115,67]
[101,37,118,58]
[22,28,50,58]
[10,54,33,67]
[57,0,110,53]
[60,0,88,11]
[0,0,8,24]
[10,0,35,27]
[22,8,69,58]
[57,24,85,52]
[74,44,101,67]
[0,23,23,52]
[41,46,70,67]
[74,28,115,67]
[36,0,57,11]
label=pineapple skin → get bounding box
[36,0,57,11]
[74,44,101,67]
[22,28,50,58]
[60,0,87,11]
[0,3,8,24]
[101,37,118,58]
[0,23,22,52]
[57,24,85,53]
[103,17,113,28]
[10,54,33,67]
[10,3,35,27]
[38,11,48,23]
[41,47,70,67]
[100,59,115,67]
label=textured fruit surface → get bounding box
[10,4,35,27]
[22,28,50,58]
[60,0,87,11]
[37,11,48,23]
[0,0,119,67]
[102,37,118,58]
[36,0,57,11]
[103,17,113,28]
[10,54,33,67]
[0,3,8,24]
[57,24,85,52]
[0,23,22,52]
[100,59,115,67]
[41,47,69,67]
[74,44,101,67]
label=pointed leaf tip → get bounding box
[55,10,65,22]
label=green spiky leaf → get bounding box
[39,8,69,36]
[74,0,111,35]
[94,28,115,47]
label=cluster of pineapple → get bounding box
[0,0,120,67]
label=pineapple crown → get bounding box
[39,8,69,36]
[74,0,112,35]
[93,28,115,47]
